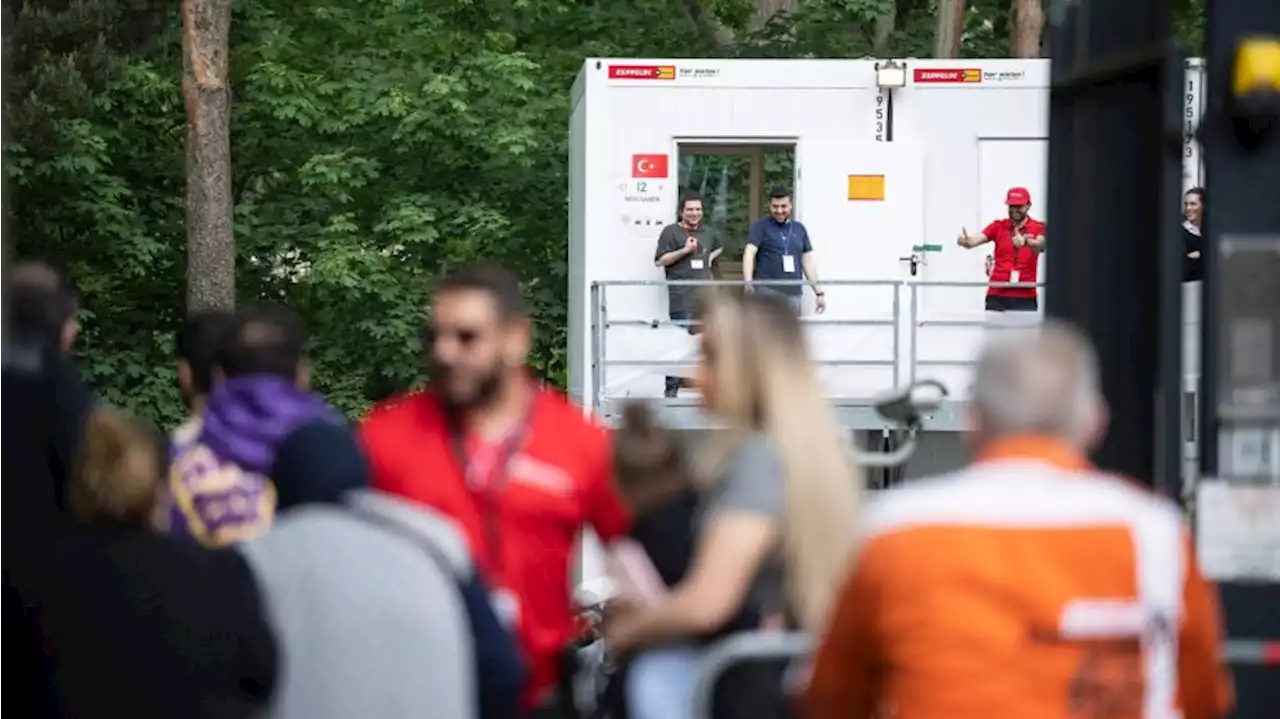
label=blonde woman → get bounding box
[605,291,863,719]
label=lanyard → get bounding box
[1011,224,1030,274]
[446,403,534,574]
[778,222,793,255]
[680,222,700,256]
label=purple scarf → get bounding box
[199,375,340,476]
[165,376,340,545]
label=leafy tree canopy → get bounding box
[2,0,1206,425]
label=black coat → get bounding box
[3,343,278,718]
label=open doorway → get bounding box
[676,143,797,281]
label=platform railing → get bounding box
[589,278,1043,413]
[905,280,1044,383]
[589,278,1201,438]
[590,279,905,416]
[686,632,1275,719]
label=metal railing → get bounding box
[589,278,1044,412]
[688,631,1276,719]
[691,631,810,719]
[907,280,1044,378]
[590,279,905,409]
[589,276,1203,442]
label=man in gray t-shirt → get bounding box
[653,192,723,397]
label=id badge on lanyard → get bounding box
[685,226,704,270]
[1010,242,1026,284]
[780,224,796,274]
[448,408,533,627]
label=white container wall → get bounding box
[568,57,1207,408]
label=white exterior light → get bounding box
[876,60,907,89]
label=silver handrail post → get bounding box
[891,282,901,389]
[908,282,919,385]
[590,282,607,415]
[690,631,812,719]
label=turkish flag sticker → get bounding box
[631,154,669,178]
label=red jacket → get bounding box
[358,387,631,705]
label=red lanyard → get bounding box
[680,222,699,251]
[447,403,534,574]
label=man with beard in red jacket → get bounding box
[359,262,631,717]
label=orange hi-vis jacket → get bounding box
[805,437,1233,719]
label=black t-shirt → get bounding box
[1183,225,1203,282]
[654,223,723,315]
[627,488,768,641]
[628,488,699,588]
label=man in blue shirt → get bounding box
[743,187,826,315]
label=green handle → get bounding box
[912,243,943,253]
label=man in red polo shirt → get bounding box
[957,186,1048,312]
[358,262,631,716]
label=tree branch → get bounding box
[682,0,735,56]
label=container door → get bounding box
[795,140,924,395]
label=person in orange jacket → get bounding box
[806,321,1233,719]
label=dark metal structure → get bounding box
[0,16,10,340]
[1199,2,1280,714]
[1047,0,1280,714]
[1044,1,1180,491]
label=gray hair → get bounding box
[971,321,1102,444]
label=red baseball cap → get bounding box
[1006,187,1032,205]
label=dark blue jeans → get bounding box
[665,310,693,394]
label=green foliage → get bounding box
[1173,0,1207,55]
[2,0,1210,425]
[4,0,718,423]
[3,1,187,425]
[738,0,1205,60]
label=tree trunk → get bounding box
[1010,0,1046,58]
[934,0,967,59]
[872,4,897,54]
[182,0,234,312]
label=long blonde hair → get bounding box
[694,292,863,631]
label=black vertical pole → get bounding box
[0,13,10,345]
[1044,1,1173,489]
[1156,50,1189,500]
[1199,2,1280,715]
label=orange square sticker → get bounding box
[847,175,886,201]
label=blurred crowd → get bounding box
[4,257,1232,719]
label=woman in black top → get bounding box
[1183,187,1205,282]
